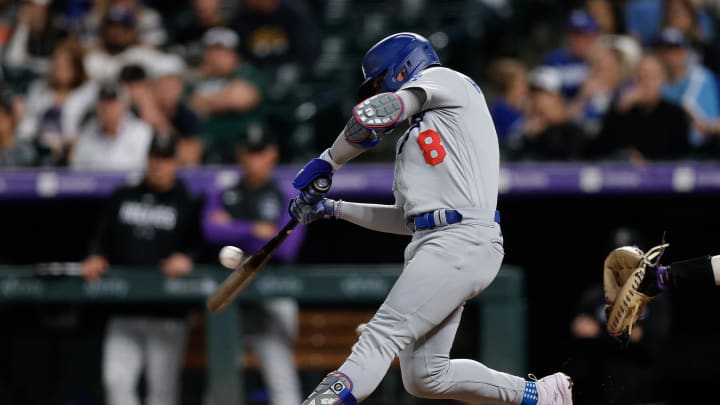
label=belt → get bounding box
[410,209,501,231]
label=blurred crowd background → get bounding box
[0,0,719,168]
[2,0,720,405]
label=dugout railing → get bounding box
[0,264,526,404]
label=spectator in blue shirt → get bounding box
[487,58,529,146]
[542,9,601,98]
[657,28,720,147]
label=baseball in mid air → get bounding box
[219,246,245,269]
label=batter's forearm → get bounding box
[337,201,412,235]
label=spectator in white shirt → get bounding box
[71,83,152,171]
[17,41,96,166]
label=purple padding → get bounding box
[2,162,720,200]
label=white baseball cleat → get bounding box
[533,372,573,405]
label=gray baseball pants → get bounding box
[338,215,527,403]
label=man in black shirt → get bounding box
[81,134,197,405]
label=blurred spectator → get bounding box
[585,0,625,35]
[0,95,35,167]
[663,0,720,74]
[542,9,601,98]
[509,67,587,160]
[624,0,716,46]
[151,55,204,166]
[568,44,627,135]
[567,284,669,404]
[231,0,319,68]
[0,0,18,53]
[3,0,67,76]
[169,0,229,65]
[201,126,303,404]
[71,82,152,170]
[656,28,720,147]
[487,58,529,145]
[590,54,690,162]
[17,42,96,166]
[191,28,264,164]
[82,0,166,47]
[83,7,165,82]
[81,134,198,405]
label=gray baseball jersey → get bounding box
[394,66,500,217]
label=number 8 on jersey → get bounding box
[417,129,446,166]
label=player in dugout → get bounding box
[288,32,573,405]
[201,124,303,405]
[81,133,199,405]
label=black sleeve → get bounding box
[175,192,202,260]
[668,105,691,159]
[87,189,123,258]
[588,107,625,159]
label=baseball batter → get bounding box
[289,33,573,404]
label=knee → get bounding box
[400,359,449,399]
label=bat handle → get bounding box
[301,177,332,204]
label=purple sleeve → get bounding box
[201,185,306,263]
[201,187,256,246]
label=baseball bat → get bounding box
[206,177,330,313]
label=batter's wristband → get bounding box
[334,199,342,220]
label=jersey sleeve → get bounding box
[399,67,466,111]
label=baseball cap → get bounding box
[239,123,276,153]
[202,27,239,49]
[655,28,690,48]
[568,9,600,33]
[529,66,562,94]
[148,134,178,158]
[103,6,136,28]
[150,54,187,78]
[98,82,123,100]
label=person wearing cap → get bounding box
[190,27,264,164]
[588,54,690,161]
[542,9,602,98]
[509,66,587,160]
[83,6,166,82]
[152,55,204,166]
[231,0,319,67]
[81,133,199,405]
[656,27,720,148]
[81,0,167,48]
[201,123,303,404]
[71,82,153,170]
[3,0,66,76]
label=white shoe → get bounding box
[532,372,573,405]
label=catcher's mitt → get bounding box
[603,243,668,337]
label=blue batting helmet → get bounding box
[358,32,440,99]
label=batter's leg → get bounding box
[335,225,520,401]
[399,305,524,403]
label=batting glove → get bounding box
[289,197,339,225]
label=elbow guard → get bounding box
[343,92,404,148]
